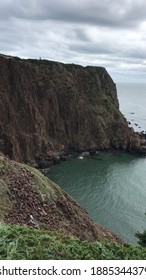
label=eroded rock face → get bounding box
[0,54,139,164]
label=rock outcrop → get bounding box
[0,54,139,165]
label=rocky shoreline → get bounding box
[31,140,146,170]
[134,132,146,156]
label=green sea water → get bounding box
[47,152,146,244]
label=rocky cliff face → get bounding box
[0,54,139,165]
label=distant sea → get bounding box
[117,83,146,133]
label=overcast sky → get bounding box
[0,0,145,83]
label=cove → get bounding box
[47,152,146,244]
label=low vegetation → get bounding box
[136,231,146,248]
[0,225,146,260]
[135,213,146,248]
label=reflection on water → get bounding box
[47,152,146,244]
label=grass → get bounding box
[0,179,12,219]
[0,161,4,169]
[0,157,5,169]
[0,158,12,219]
[0,225,146,260]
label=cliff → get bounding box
[0,54,139,166]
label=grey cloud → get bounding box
[125,49,146,60]
[67,29,90,42]
[68,39,146,61]
[0,0,146,29]
[69,43,115,55]
[0,0,145,83]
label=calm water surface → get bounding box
[48,153,146,244]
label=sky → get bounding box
[0,0,145,83]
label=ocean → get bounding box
[47,83,146,244]
[117,83,146,133]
